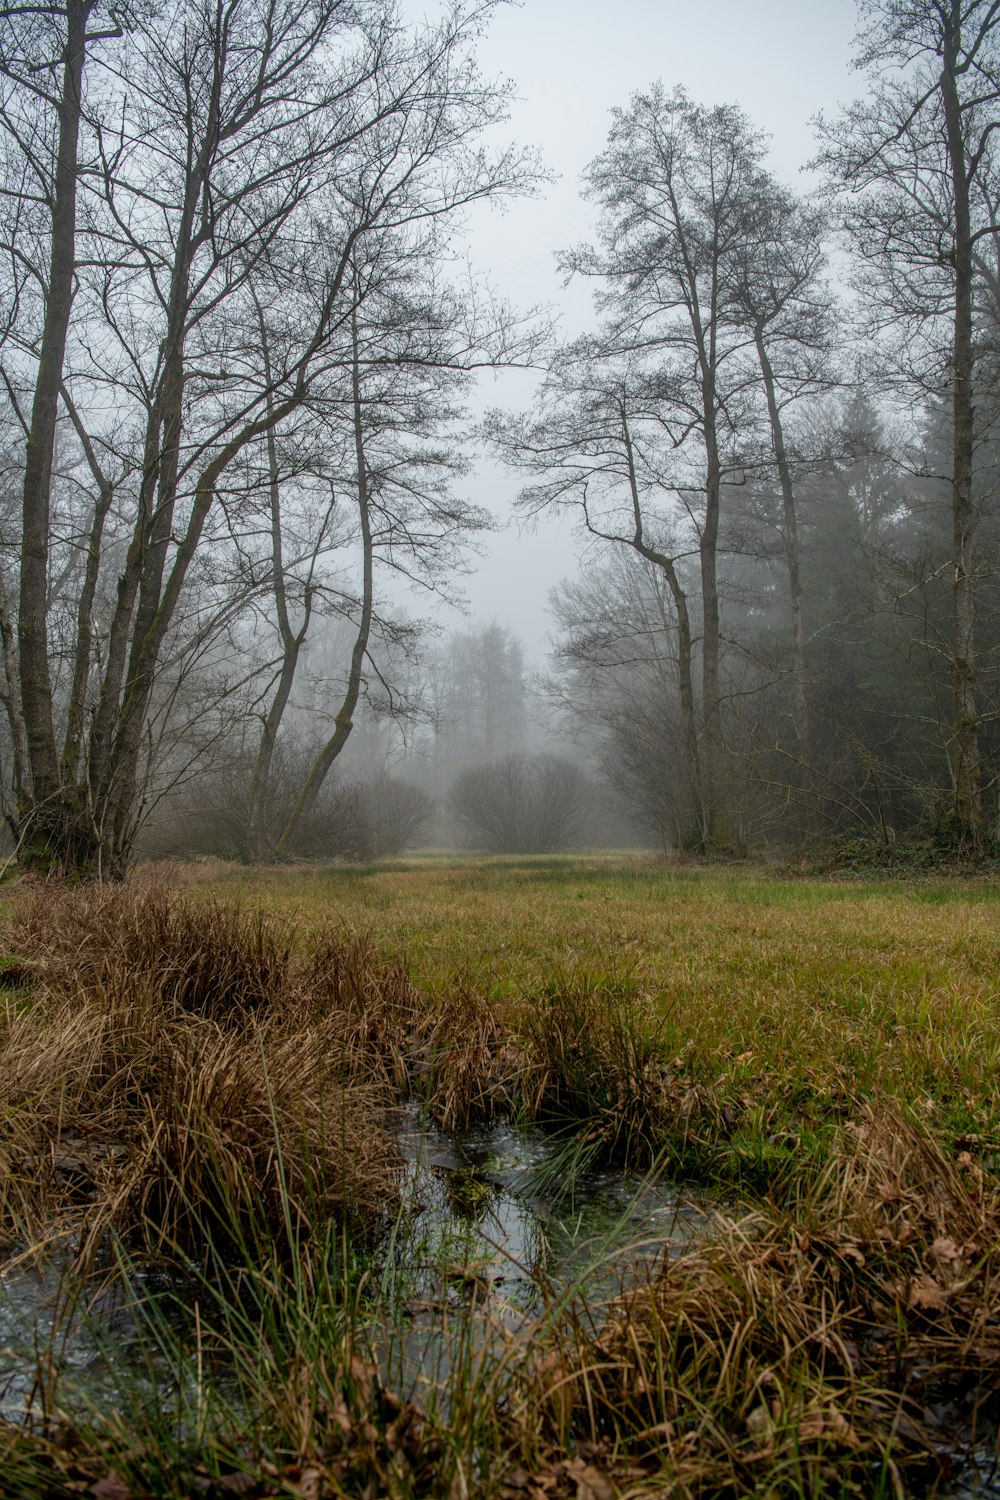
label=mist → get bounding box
[1,0,997,868]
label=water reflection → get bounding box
[380,1108,705,1404]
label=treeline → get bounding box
[0,0,542,873]
[140,620,604,859]
[2,0,999,870]
[489,24,1000,858]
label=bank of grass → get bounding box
[0,858,998,1496]
[187,853,1000,1160]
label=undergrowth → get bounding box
[0,873,997,1496]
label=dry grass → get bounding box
[1,859,999,1497]
[502,1106,1000,1497]
[176,854,1000,1159]
[0,886,407,1259]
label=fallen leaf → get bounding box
[826,1407,860,1448]
[799,1409,825,1442]
[909,1273,948,1311]
[564,1460,614,1500]
[746,1405,772,1440]
[299,1465,324,1500]
[634,1419,675,1443]
[89,1477,132,1500]
[929,1237,960,1265]
[217,1474,258,1496]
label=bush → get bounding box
[141,759,435,864]
[292,772,436,861]
[449,752,592,853]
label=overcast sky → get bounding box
[404,0,862,659]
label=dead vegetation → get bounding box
[0,887,409,1258]
[0,874,998,1496]
[502,1107,1000,1497]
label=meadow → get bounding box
[0,855,998,1498]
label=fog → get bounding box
[434,0,859,654]
[2,0,998,869]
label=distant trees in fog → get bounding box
[450,752,592,854]
[5,0,1000,867]
[492,1,1000,857]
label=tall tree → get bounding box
[0,0,539,873]
[728,187,834,779]
[558,86,773,847]
[0,0,118,833]
[816,0,1000,845]
[487,352,705,838]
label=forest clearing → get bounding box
[0,857,998,1498]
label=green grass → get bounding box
[183,853,1000,1156]
[2,856,999,1498]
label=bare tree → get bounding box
[487,353,705,837]
[0,0,121,841]
[728,186,835,777]
[546,552,697,850]
[0,0,540,873]
[561,86,776,848]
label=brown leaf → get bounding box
[89,1478,133,1500]
[563,1459,615,1500]
[909,1273,948,1311]
[930,1237,960,1265]
[826,1407,860,1448]
[217,1474,258,1496]
[634,1419,675,1443]
[299,1465,324,1500]
[799,1409,825,1442]
[746,1405,772,1440]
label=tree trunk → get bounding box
[700,413,728,849]
[59,385,114,783]
[754,327,813,826]
[274,310,374,854]
[247,423,314,860]
[941,1,983,845]
[621,406,703,835]
[17,0,91,861]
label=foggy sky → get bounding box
[400,0,860,659]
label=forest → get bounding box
[1,0,999,874]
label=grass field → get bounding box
[194,853,1000,1155]
[0,855,998,1498]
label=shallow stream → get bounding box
[0,1112,704,1424]
[1,1114,998,1496]
[380,1107,706,1402]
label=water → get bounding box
[392,1106,704,1296]
[0,1112,703,1426]
[380,1108,706,1403]
[1,1116,994,1497]
[0,1255,178,1423]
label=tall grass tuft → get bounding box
[504,1102,1000,1496]
[0,886,400,1260]
[521,974,701,1167]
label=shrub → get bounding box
[449,752,592,853]
[141,758,435,864]
[289,772,435,861]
